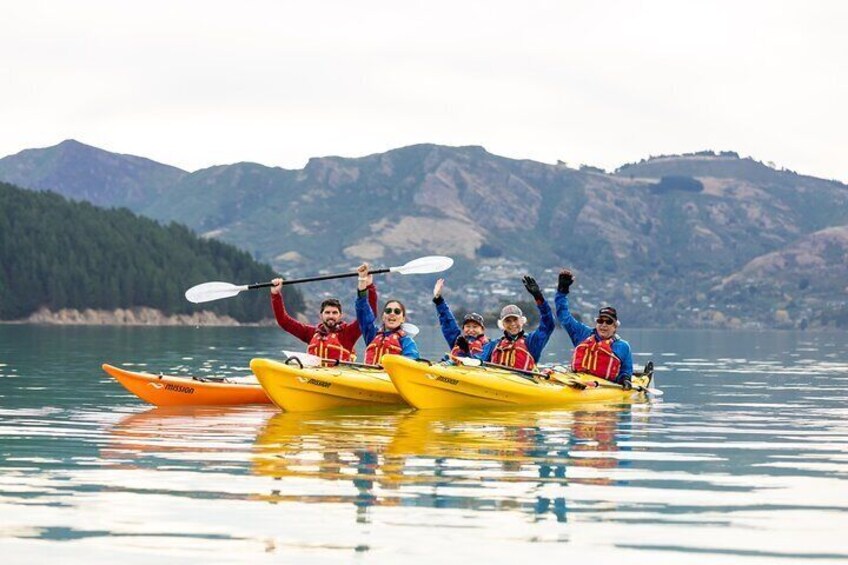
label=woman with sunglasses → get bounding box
[355,263,420,365]
[555,269,634,389]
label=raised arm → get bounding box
[526,288,555,361]
[270,278,316,344]
[355,263,377,345]
[433,278,461,347]
[554,270,592,345]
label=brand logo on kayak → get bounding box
[149,382,194,394]
[307,378,331,388]
[436,376,459,386]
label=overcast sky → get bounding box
[2,1,846,181]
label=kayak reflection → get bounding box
[251,402,654,523]
[103,405,276,471]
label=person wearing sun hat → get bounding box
[468,274,555,370]
[432,278,490,358]
[555,269,634,388]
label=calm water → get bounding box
[1,325,847,563]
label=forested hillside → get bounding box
[0,181,303,321]
[3,142,847,328]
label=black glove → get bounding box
[620,377,632,391]
[522,275,543,301]
[454,336,470,354]
[557,269,574,294]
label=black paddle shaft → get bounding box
[247,268,391,289]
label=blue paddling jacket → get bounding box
[356,292,419,359]
[555,292,633,381]
[433,296,489,357]
[478,298,555,364]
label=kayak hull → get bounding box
[250,357,404,412]
[101,363,271,406]
[381,354,652,410]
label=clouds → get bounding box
[2,1,846,181]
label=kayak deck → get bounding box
[381,355,653,410]
[102,363,271,406]
[250,357,404,412]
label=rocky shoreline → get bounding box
[2,307,275,326]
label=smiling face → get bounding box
[320,306,342,328]
[595,316,617,339]
[501,315,523,335]
[382,301,405,330]
[462,321,485,338]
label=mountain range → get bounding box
[2,139,846,328]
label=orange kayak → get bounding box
[101,363,272,406]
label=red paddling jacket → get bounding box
[271,284,377,361]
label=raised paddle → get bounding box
[185,255,454,304]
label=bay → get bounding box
[1,325,847,563]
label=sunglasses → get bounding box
[596,317,615,325]
[384,307,403,315]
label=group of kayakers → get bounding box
[270,265,634,389]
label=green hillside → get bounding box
[3,142,847,328]
[0,181,303,321]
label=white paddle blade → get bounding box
[391,255,454,275]
[185,282,247,304]
[281,350,323,368]
[453,356,482,367]
[401,322,420,337]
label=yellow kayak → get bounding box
[250,357,404,412]
[381,354,654,410]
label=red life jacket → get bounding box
[307,324,354,362]
[365,328,405,365]
[491,334,536,371]
[451,335,490,358]
[572,334,621,380]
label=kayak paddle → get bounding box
[453,356,663,394]
[185,255,454,304]
[451,356,578,386]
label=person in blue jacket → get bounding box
[355,263,419,364]
[555,269,633,388]
[463,275,554,370]
[432,278,489,358]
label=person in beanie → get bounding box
[555,269,634,388]
[467,275,555,370]
[432,278,489,358]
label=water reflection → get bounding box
[4,327,847,562]
[251,403,653,523]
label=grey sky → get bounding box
[2,1,846,181]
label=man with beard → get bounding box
[270,276,377,362]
